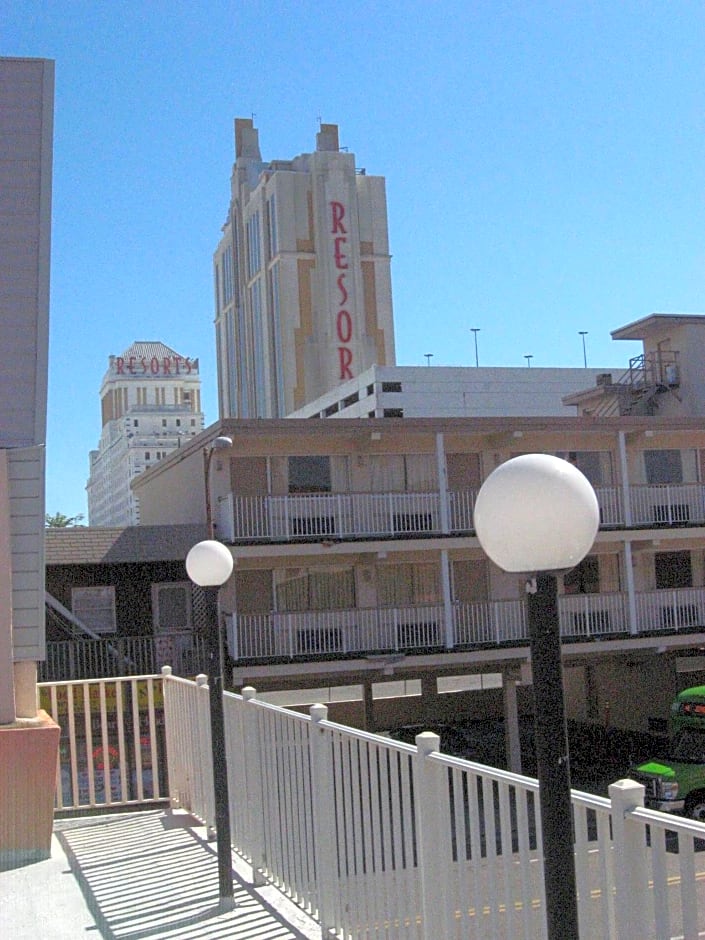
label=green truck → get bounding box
[630,685,705,820]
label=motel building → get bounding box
[124,313,705,760]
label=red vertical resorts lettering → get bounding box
[330,201,353,379]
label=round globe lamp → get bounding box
[186,539,234,586]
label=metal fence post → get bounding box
[309,703,338,937]
[609,778,649,940]
[241,686,267,886]
[414,732,453,940]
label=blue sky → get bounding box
[5,1,704,520]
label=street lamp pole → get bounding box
[471,328,480,367]
[186,540,235,912]
[474,454,599,940]
[579,331,588,368]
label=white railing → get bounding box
[230,587,705,662]
[162,672,705,940]
[41,631,207,682]
[229,604,446,660]
[453,598,527,646]
[630,483,705,527]
[221,482,705,544]
[224,490,444,541]
[559,591,630,638]
[39,675,166,812]
[635,586,705,633]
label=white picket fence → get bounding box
[162,668,705,940]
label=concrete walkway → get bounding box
[0,811,320,939]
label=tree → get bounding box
[45,511,84,528]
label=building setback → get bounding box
[86,342,204,526]
[213,119,395,420]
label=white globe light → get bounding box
[473,453,600,573]
[186,540,234,586]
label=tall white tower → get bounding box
[86,342,204,526]
[214,119,396,419]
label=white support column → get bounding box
[436,432,449,533]
[440,550,454,649]
[0,452,16,724]
[503,671,522,774]
[609,778,648,940]
[623,541,638,634]
[618,431,632,526]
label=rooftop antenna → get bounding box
[525,355,533,368]
[425,353,433,366]
[471,328,480,367]
[579,331,588,368]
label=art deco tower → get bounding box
[214,119,395,418]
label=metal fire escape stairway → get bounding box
[589,352,681,418]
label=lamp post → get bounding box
[185,539,235,911]
[473,454,599,940]
[203,436,233,539]
[579,331,588,368]
[471,327,480,367]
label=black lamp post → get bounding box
[474,453,599,940]
[185,538,235,912]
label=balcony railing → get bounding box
[227,587,705,662]
[40,631,207,683]
[218,482,705,544]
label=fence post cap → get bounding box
[609,777,646,807]
[161,665,172,676]
[416,731,441,756]
[196,673,208,687]
[310,703,328,723]
[242,686,256,701]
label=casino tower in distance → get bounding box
[86,342,204,526]
[214,119,396,419]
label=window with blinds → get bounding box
[275,568,355,611]
[377,563,440,606]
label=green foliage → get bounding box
[45,512,85,528]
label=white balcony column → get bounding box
[502,670,522,774]
[618,430,632,526]
[623,541,638,634]
[436,432,450,534]
[440,550,454,649]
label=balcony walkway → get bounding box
[1,810,319,940]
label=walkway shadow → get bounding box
[55,811,317,940]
